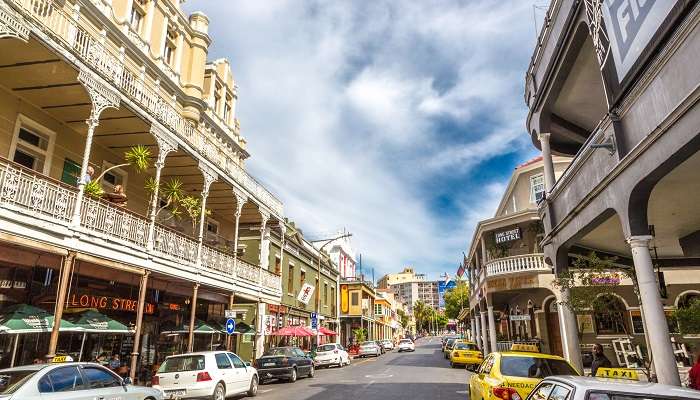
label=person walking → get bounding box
[590,343,612,377]
[689,347,700,389]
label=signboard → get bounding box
[267,304,289,314]
[510,314,531,322]
[340,285,349,313]
[438,280,457,308]
[602,0,681,82]
[487,276,537,293]
[311,312,318,330]
[495,227,521,244]
[225,310,236,319]
[67,293,155,315]
[225,318,236,335]
[297,283,315,305]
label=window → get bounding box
[0,370,37,394]
[81,367,121,389]
[499,356,578,378]
[374,304,382,315]
[274,256,281,275]
[215,353,232,369]
[163,42,175,66]
[593,295,627,335]
[529,383,554,400]
[351,292,359,307]
[60,158,81,186]
[223,96,232,122]
[206,219,219,235]
[549,385,572,400]
[300,270,306,286]
[129,6,144,33]
[323,282,328,304]
[157,355,205,372]
[530,173,545,203]
[287,265,294,294]
[214,86,222,113]
[227,353,246,368]
[10,119,55,174]
[40,367,85,392]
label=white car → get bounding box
[358,341,382,357]
[314,343,351,368]
[397,339,415,352]
[0,358,162,400]
[527,375,700,400]
[153,351,258,400]
[381,340,395,350]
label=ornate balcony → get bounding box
[485,253,549,278]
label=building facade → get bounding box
[338,278,377,347]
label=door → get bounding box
[470,354,494,400]
[80,366,134,400]
[60,158,81,186]
[214,353,237,394]
[38,366,93,400]
[546,299,563,357]
[294,348,312,373]
[228,352,250,393]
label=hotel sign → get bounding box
[602,0,681,82]
[495,227,521,244]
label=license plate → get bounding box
[263,362,276,367]
[165,389,186,398]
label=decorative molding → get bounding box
[198,162,218,197]
[583,0,611,68]
[151,125,178,166]
[0,2,29,41]
[77,69,120,125]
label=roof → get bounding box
[544,376,700,398]
[516,155,543,169]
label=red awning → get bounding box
[319,326,338,336]
[270,325,315,337]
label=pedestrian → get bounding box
[83,166,94,184]
[109,354,121,370]
[590,343,611,377]
[689,347,700,390]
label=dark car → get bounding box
[255,346,314,384]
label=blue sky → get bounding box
[183,1,544,279]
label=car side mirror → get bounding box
[244,362,251,367]
[122,377,132,386]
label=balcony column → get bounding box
[628,236,681,385]
[187,283,199,352]
[538,132,556,192]
[473,311,482,350]
[232,191,247,267]
[557,287,583,372]
[129,270,150,382]
[481,238,488,264]
[47,251,76,359]
[147,127,177,250]
[257,210,270,291]
[487,305,497,352]
[72,71,120,226]
[480,311,489,355]
[470,317,476,342]
[195,164,218,266]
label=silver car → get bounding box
[358,341,382,357]
[0,361,162,400]
[527,375,700,400]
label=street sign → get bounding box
[225,318,236,335]
[510,315,531,321]
[225,310,236,318]
[311,312,318,330]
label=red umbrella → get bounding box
[270,325,314,337]
[318,326,337,336]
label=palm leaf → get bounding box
[124,145,151,172]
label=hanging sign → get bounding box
[495,227,521,244]
[297,283,315,305]
[510,315,531,322]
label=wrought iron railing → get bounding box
[485,254,549,277]
[236,258,260,283]
[200,244,235,276]
[152,225,198,265]
[81,197,149,247]
[261,268,282,292]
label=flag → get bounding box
[457,264,465,278]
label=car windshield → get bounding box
[445,338,457,346]
[361,342,375,346]
[317,345,336,352]
[400,340,412,344]
[0,370,38,394]
[158,355,205,373]
[500,356,579,378]
[263,348,293,357]
[454,343,477,350]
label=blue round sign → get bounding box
[226,318,236,335]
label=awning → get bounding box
[270,325,314,337]
[234,321,255,335]
[318,326,337,336]
[64,309,132,333]
[0,304,82,334]
[160,320,223,335]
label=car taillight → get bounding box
[196,372,212,382]
[492,387,521,400]
[333,350,339,354]
[151,376,159,386]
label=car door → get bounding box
[80,365,134,400]
[214,353,237,394]
[228,352,250,393]
[294,348,311,372]
[38,365,92,400]
[470,355,494,400]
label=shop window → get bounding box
[593,295,628,335]
[10,118,55,174]
[530,173,545,203]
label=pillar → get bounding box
[538,132,556,192]
[474,312,482,350]
[557,287,583,372]
[195,165,217,264]
[488,305,497,352]
[480,311,489,355]
[470,317,476,342]
[232,193,246,264]
[47,252,76,359]
[187,283,199,352]
[130,271,150,381]
[628,236,681,385]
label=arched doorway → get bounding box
[545,298,563,356]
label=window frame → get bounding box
[529,173,545,203]
[129,5,144,34]
[214,353,233,369]
[9,114,57,175]
[206,218,220,235]
[38,366,86,393]
[80,366,122,389]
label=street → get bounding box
[252,339,469,400]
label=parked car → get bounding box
[526,375,700,400]
[254,347,314,384]
[397,339,415,352]
[358,341,382,357]
[153,351,258,399]
[381,339,395,350]
[314,343,351,368]
[374,341,386,354]
[0,356,162,400]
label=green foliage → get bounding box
[487,243,511,259]
[444,281,469,319]
[352,328,367,343]
[396,309,409,328]
[674,299,700,335]
[123,145,151,172]
[83,180,104,199]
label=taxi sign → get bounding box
[510,344,539,353]
[595,367,639,380]
[51,355,73,363]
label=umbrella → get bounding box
[233,321,255,335]
[64,309,133,362]
[318,326,337,336]
[160,320,221,335]
[270,325,314,337]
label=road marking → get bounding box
[364,373,393,379]
[456,390,468,394]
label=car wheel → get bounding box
[212,383,225,400]
[247,376,258,397]
[308,364,315,378]
[289,367,297,383]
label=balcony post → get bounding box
[538,132,556,192]
[187,283,199,352]
[232,191,246,271]
[627,236,681,385]
[72,71,120,227]
[480,311,489,355]
[470,317,476,342]
[473,311,482,350]
[487,305,497,352]
[147,127,177,250]
[195,164,217,266]
[47,251,76,359]
[279,222,286,273]
[129,270,149,382]
[257,210,270,291]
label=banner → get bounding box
[297,283,315,305]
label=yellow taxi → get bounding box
[468,344,580,400]
[449,341,482,370]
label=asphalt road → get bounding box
[250,337,471,400]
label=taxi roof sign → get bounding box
[595,367,639,381]
[51,355,74,363]
[510,344,539,353]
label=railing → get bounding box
[261,268,282,292]
[7,0,283,217]
[153,225,198,265]
[201,244,235,276]
[81,197,148,247]
[0,158,76,223]
[236,259,260,283]
[485,254,548,277]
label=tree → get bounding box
[444,281,469,319]
[396,309,409,329]
[84,145,151,198]
[413,300,429,331]
[675,298,700,335]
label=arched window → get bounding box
[593,294,628,335]
[678,292,700,309]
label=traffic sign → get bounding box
[225,318,236,335]
[311,312,318,329]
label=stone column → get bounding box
[47,251,76,359]
[488,305,498,352]
[473,312,482,350]
[470,317,476,342]
[480,311,489,355]
[130,271,150,381]
[628,236,681,385]
[187,283,200,352]
[557,287,583,372]
[538,132,556,192]
[147,128,177,250]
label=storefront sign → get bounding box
[487,275,536,292]
[297,283,315,305]
[67,293,155,315]
[340,285,349,313]
[591,273,622,285]
[0,280,27,289]
[267,304,289,314]
[495,227,521,244]
[510,314,531,322]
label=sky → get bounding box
[183,0,545,280]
